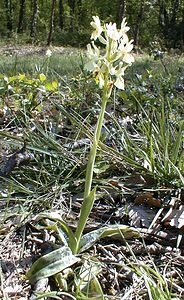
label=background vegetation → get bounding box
[1,0,184,49]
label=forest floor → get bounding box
[0,44,80,56]
[0,46,184,300]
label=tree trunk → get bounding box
[4,0,13,34]
[159,0,168,28]
[170,0,180,47]
[30,0,38,39]
[159,0,180,48]
[17,0,26,33]
[68,0,75,32]
[47,0,56,46]
[116,0,126,28]
[77,0,82,28]
[134,0,145,47]
[170,0,180,26]
[179,9,184,51]
[59,0,64,30]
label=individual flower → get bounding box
[90,16,103,40]
[105,22,120,41]
[86,42,100,61]
[114,76,124,90]
[119,18,130,36]
[46,49,52,57]
[119,39,134,52]
[114,63,127,90]
[118,39,135,64]
[89,64,105,89]
[84,42,101,72]
[123,52,134,64]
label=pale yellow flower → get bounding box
[86,42,100,60]
[85,42,101,72]
[90,16,103,40]
[85,60,97,72]
[106,22,119,41]
[118,40,135,64]
[85,16,134,91]
[114,76,125,90]
[123,52,135,64]
[114,63,127,90]
[120,18,130,35]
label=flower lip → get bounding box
[114,76,125,90]
[90,16,103,40]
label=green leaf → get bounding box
[172,121,184,165]
[18,74,26,81]
[88,276,104,300]
[93,162,109,174]
[29,291,77,300]
[36,213,78,252]
[52,80,58,89]
[75,187,97,252]
[8,75,18,82]
[76,260,104,300]
[77,277,104,300]
[45,82,53,91]
[45,81,58,91]
[24,79,34,85]
[27,246,80,284]
[39,73,46,82]
[79,225,140,253]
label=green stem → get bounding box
[74,71,109,252]
[74,38,112,253]
[84,90,108,199]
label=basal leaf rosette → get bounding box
[85,16,134,94]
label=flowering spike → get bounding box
[85,16,134,92]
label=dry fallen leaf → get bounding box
[134,192,161,208]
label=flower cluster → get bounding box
[85,16,134,93]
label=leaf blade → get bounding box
[27,246,80,284]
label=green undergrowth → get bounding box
[0,49,81,78]
[0,50,183,219]
[0,50,184,299]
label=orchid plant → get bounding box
[27,18,137,296]
[75,16,135,252]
